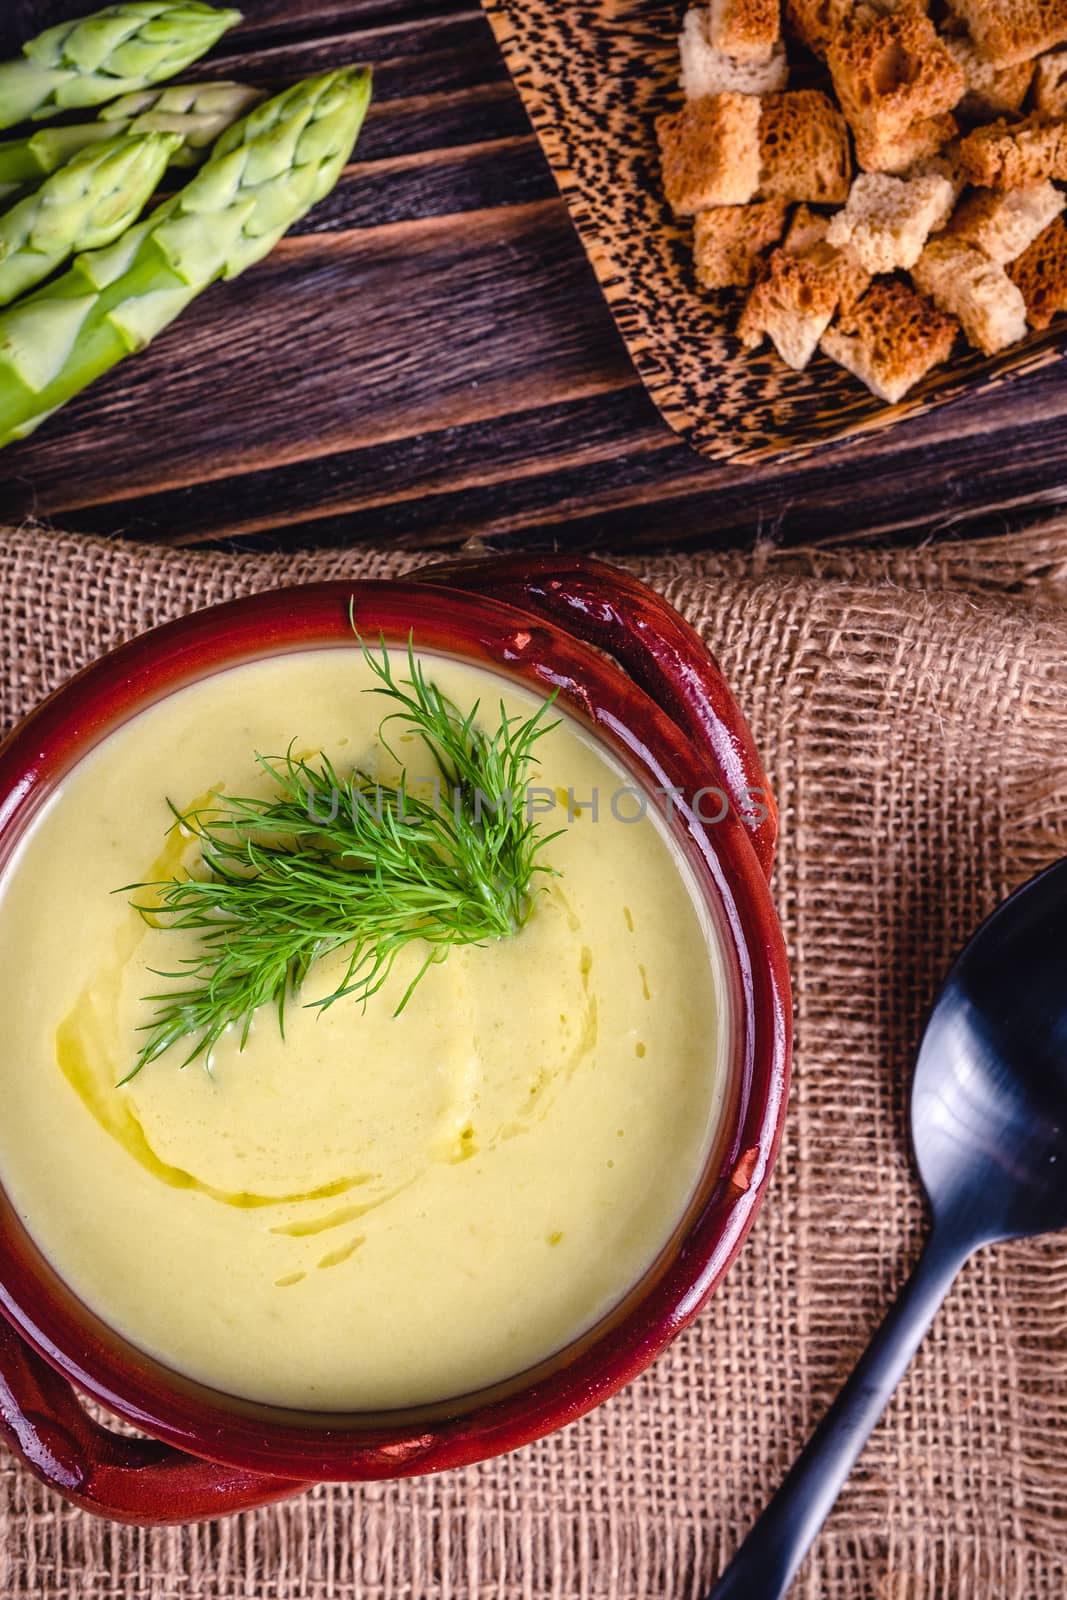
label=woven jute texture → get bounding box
[0,522,1066,1600]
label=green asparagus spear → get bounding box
[99,80,263,163]
[0,82,262,193]
[0,67,372,448]
[0,124,116,194]
[0,131,178,307]
[0,3,241,130]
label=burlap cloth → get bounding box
[1,520,1066,1600]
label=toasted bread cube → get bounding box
[960,115,1067,188]
[944,0,1067,70]
[708,0,781,62]
[759,89,853,203]
[947,180,1065,263]
[679,8,788,98]
[909,139,968,200]
[783,202,831,254]
[1033,49,1067,116]
[809,240,872,312]
[657,93,762,213]
[820,278,959,401]
[943,36,1035,119]
[738,212,872,371]
[738,248,841,368]
[828,11,965,159]
[785,0,928,60]
[782,204,872,308]
[784,0,850,57]
[693,199,790,287]
[826,170,956,271]
[854,112,960,174]
[912,236,1028,352]
[783,0,851,59]
[1009,212,1067,326]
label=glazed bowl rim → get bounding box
[0,576,791,1480]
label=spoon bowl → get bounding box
[913,856,1067,1242]
[710,856,1067,1598]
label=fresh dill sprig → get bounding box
[120,639,561,1082]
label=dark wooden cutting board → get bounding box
[0,0,1064,550]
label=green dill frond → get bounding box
[120,638,561,1082]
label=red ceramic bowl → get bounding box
[0,555,790,1524]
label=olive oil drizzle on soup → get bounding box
[0,650,727,1410]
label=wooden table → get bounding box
[2,0,1066,551]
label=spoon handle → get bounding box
[707,1226,972,1600]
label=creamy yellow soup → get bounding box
[0,649,728,1411]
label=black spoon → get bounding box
[708,856,1067,1599]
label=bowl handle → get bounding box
[0,1317,306,1524]
[416,554,777,877]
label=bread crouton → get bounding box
[708,0,781,62]
[738,202,873,372]
[912,236,1028,351]
[943,0,1067,70]
[827,11,965,161]
[657,93,763,213]
[1008,212,1067,325]
[784,0,928,60]
[820,278,958,400]
[782,204,872,307]
[738,248,841,368]
[909,139,968,199]
[810,240,872,311]
[783,202,831,253]
[943,36,1035,120]
[759,89,852,202]
[1033,49,1067,116]
[783,0,852,58]
[693,199,790,287]
[826,170,956,270]
[947,180,1065,262]
[854,112,960,174]
[679,8,788,98]
[959,115,1067,187]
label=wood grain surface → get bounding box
[0,0,1065,551]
